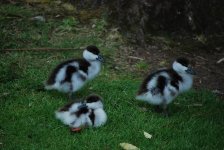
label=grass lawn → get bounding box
[1,3,224,150]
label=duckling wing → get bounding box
[76,59,91,75]
[61,65,77,83]
[46,59,76,85]
[167,69,183,91]
[155,75,168,95]
[138,69,169,95]
[61,59,90,83]
[150,87,161,95]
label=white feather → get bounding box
[173,61,188,74]
[83,50,98,61]
[178,73,193,92]
[86,101,103,109]
[93,108,107,127]
[70,113,92,128]
[136,92,164,105]
[55,111,77,126]
[87,61,101,80]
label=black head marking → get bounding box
[86,45,100,55]
[176,57,189,67]
[86,94,101,103]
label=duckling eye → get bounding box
[96,54,104,62]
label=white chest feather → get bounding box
[88,61,101,80]
[179,74,193,92]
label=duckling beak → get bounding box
[78,103,88,109]
[186,67,196,75]
[96,54,104,62]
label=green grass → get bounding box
[1,3,224,150]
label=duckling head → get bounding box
[83,45,104,62]
[173,57,196,75]
[85,94,103,109]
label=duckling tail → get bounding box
[44,81,55,90]
[35,84,46,92]
[136,94,145,101]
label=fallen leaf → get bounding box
[119,143,140,150]
[92,24,96,28]
[159,60,167,66]
[62,3,76,12]
[217,57,224,64]
[195,34,207,44]
[31,16,45,22]
[143,131,152,139]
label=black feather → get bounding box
[74,106,89,117]
[62,65,77,83]
[46,59,75,85]
[89,109,95,125]
[157,76,167,95]
[77,59,90,74]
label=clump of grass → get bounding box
[0,4,32,18]
[56,17,79,32]
[135,60,149,70]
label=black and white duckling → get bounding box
[45,46,103,99]
[55,94,107,131]
[136,57,196,116]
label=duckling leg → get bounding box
[68,92,75,100]
[154,105,163,113]
[161,99,169,117]
[68,84,75,100]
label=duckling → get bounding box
[55,94,107,130]
[45,46,103,99]
[136,57,196,116]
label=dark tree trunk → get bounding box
[105,0,224,46]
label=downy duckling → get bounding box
[136,57,196,116]
[55,94,107,131]
[45,46,103,99]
